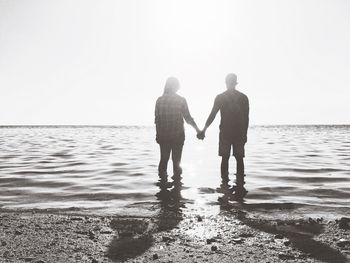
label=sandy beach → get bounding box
[1,205,349,263]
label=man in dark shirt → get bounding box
[199,73,249,197]
[155,77,201,185]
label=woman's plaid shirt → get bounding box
[155,93,195,141]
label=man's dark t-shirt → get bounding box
[214,89,249,143]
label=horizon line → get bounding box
[0,124,349,128]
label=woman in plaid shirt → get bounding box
[155,77,201,185]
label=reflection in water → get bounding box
[156,176,185,231]
[217,180,248,206]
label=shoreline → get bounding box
[1,204,349,263]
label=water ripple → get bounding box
[0,125,349,215]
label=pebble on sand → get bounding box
[284,240,291,246]
[206,238,216,244]
[231,238,244,244]
[162,236,175,243]
[14,230,23,235]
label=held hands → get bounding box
[194,125,206,140]
[196,130,205,140]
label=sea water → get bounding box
[0,125,349,217]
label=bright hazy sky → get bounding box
[1,0,349,125]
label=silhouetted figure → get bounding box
[199,73,249,198]
[155,77,200,185]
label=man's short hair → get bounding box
[225,73,238,86]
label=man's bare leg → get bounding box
[234,156,247,197]
[235,156,244,185]
[221,155,230,184]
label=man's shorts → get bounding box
[219,133,245,157]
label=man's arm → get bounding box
[202,99,220,134]
[243,96,249,142]
[182,99,200,133]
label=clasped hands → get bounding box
[196,129,206,140]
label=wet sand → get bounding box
[1,207,349,263]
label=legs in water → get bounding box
[158,140,184,188]
[218,156,232,204]
[221,155,230,184]
[158,143,171,182]
[171,143,183,184]
[234,156,247,198]
[235,156,245,187]
[218,142,247,200]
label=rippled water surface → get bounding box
[0,126,349,216]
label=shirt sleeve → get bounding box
[214,95,221,110]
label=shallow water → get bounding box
[0,125,349,217]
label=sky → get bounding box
[1,0,350,125]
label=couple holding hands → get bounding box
[155,73,249,198]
